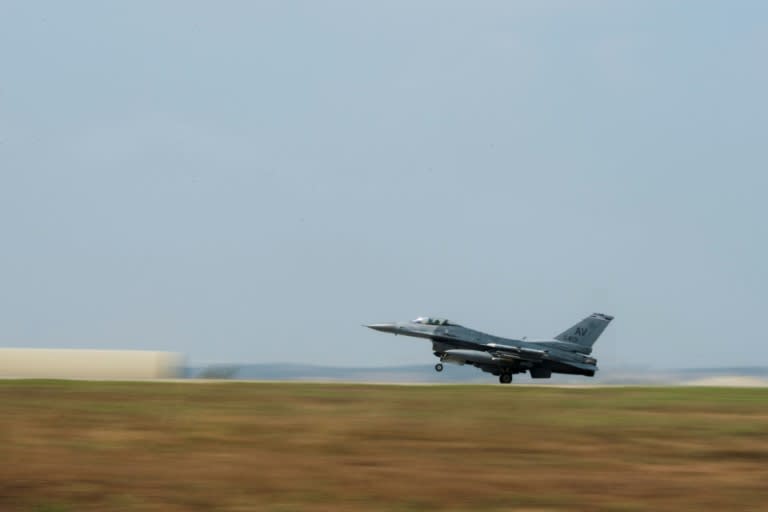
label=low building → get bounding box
[0,348,183,379]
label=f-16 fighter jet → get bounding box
[366,313,613,384]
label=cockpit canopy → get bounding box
[412,317,459,326]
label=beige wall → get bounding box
[0,349,183,379]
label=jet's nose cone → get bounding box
[365,323,398,333]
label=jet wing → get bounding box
[487,343,548,360]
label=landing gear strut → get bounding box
[499,373,513,384]
[434,363,444,372]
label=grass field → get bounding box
[1,381,767,511]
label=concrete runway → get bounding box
[21,377,765,387]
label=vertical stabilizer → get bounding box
[554,313,613,349]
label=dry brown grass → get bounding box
[1,381,767,511]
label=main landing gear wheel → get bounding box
[499,373,513,384]
[434,363,444,372]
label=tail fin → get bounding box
[554,313,613,350]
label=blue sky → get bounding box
[1,1,766,368]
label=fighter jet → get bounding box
[365,313,613,384]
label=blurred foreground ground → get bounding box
[1,381,767,511]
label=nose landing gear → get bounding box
[434,363,444,372]
[499,373,513,384]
